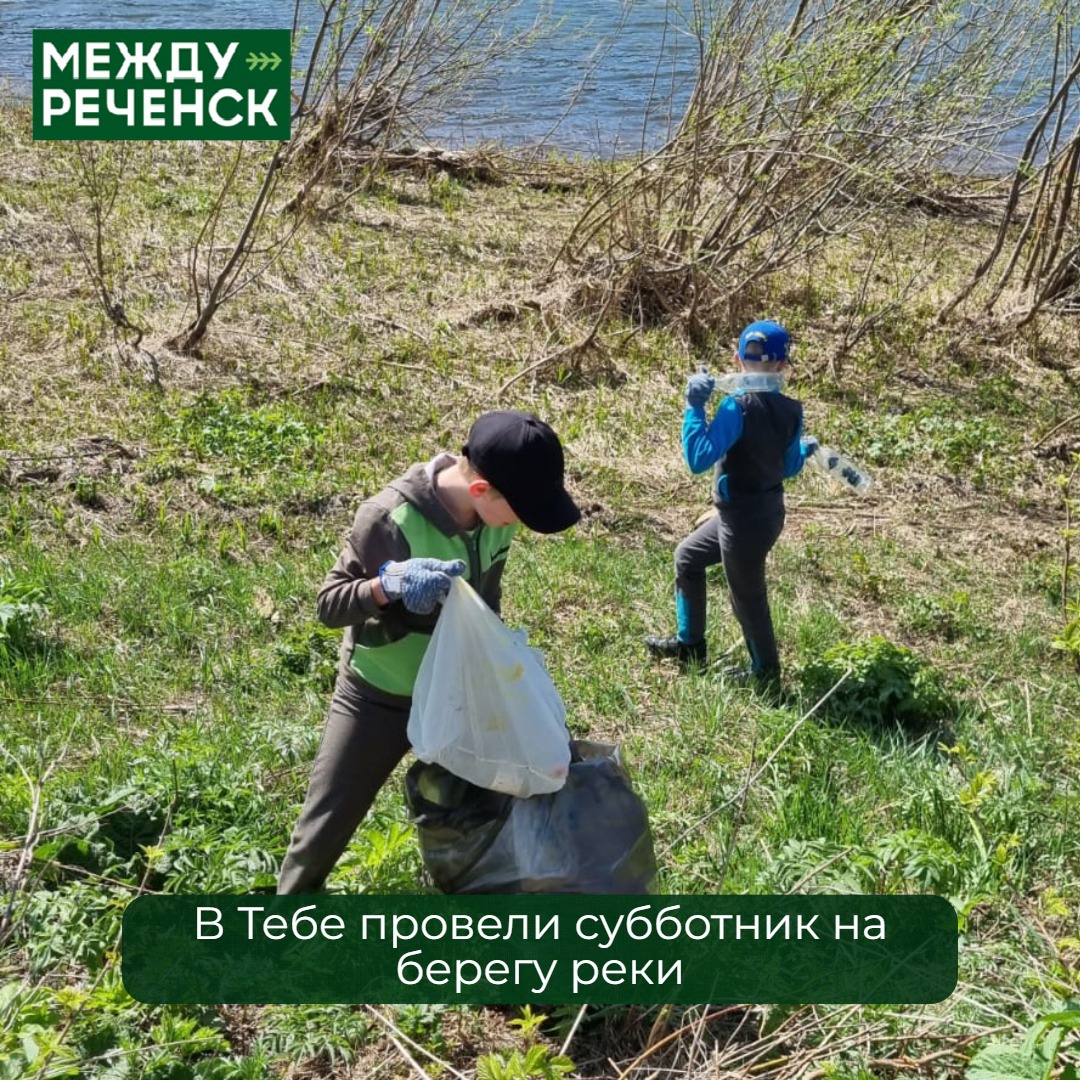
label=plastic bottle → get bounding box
[714,371,787,395]
[809,444,873,495]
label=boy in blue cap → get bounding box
[645,320,816,685]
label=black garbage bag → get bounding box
[405,740,656,894]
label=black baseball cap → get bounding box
[462,410,580,534]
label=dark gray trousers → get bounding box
[277,672,411,894]
[674,499,785,673]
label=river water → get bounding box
[0,0,696,151]
[0,0,1052,158]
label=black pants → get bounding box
[674,499,786,673]
[278,672,411,894]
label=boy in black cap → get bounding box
[278,410,579,893]
[645,320,816,686]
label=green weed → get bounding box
[966,1000,1080,1080]
[797,636,964,729]
[1051,600,1080,671]
[72,474,105,510]
[898,590,978,642]
[166,392,324,468]
[841,404,1018,487]
[509,1005,550,1042]
[269,622,339,691]
[0,982,79,1080]
[0,571,46,658]
[476,1044,575,1080]
[256,1004,371,1066]
[393,1003,453,1056]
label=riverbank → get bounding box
[1,99,1079,1078]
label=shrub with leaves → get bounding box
[0,982,78,1079]
[798,636,963,728]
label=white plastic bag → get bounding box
[407,578,571,797]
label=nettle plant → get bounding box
[966,1001,1080,1080]
[0,571,46,659]
[798,636,964,730]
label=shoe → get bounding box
[645,635,707,666]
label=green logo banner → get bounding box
[33,30,291,140]
[122,895,958,1005]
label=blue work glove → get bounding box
[685,370,716,409]
[800,435,820,461]
[378,558,466,614]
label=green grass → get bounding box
[1,99,1079,1078]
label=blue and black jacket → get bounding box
[683,388,808,507]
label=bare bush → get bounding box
[167,0,542,357]
[553,0,1048,347]
[942,15,1080,329]
[64,142,162,384]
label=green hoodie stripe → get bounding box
[347,500,516,696]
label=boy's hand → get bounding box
[686,371,715,408]
[378,558,466,614]
[800,436,820,460]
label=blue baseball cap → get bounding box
[738,320,790,362]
